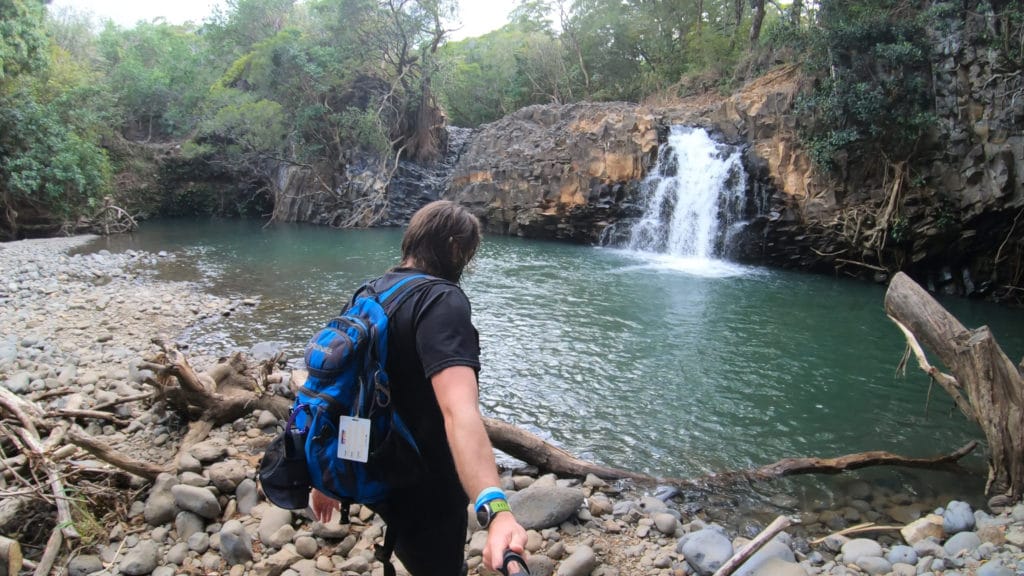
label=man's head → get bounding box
[401,200,481,283]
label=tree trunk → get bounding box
[749,0,766,46]
[790,0,802,26]
[885,272,1024,500]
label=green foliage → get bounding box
[796,1,936,170]
[0,86,112,216]
[0,2,115,233]
[193,87,287,164]
[98,21,215,139]
[0,0,48,82]
[204,0,297,64]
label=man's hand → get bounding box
[310,488,340,523]
[482,512,528,572]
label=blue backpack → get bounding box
[269,273,441,509]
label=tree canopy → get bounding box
[2,0,1017,238]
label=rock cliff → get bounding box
[446,103,660,243]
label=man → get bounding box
[311,200,528,575]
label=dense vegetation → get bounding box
[0,0,1021,239]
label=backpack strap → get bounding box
[361,272,454,317]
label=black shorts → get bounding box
[373,477,469,576]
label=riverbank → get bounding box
[1,235,1022,576]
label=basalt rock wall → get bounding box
[445,103,660,243]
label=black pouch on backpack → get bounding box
[258,410,312,510]
[365,412,429,488]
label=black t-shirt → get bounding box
[369,268,480,486]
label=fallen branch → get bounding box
[91,392,153,412]
[888,314,974,422]
[46,409,130,426]
[483,413,978,488]
[746,441,976,480]
[809,522,904,545]
[713,515,794,576]
[65,427,168,481]
[31,529,60,576]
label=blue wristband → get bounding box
[474,487,506,511]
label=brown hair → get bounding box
[400,200,481,282]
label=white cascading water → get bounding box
[627,127,748,263]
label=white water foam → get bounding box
[623,126,750,278]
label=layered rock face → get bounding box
[445,103,660,243]
[917,9,1023,295]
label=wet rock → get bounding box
[219,520,254,565]
[259,507,294,545]
[944,531,982,556]
[509,484,585,531]
[901,514,944,545]
[171,484,221,519]
[841,538,883,564]
[68,554,104,576]
[556,545,597,576]
[944,501,976,534]
[119,540,160,575]
[144,473,180,526]
[678,528,732,575]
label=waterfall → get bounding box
[627,127,748,260]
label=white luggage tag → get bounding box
[337,416,371,463]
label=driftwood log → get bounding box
[885,271,1024,500]
[486,414,977,489]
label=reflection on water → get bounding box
[85,219,1024,525]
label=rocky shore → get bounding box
[1,236,1023,576]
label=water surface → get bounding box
[87,219,1024,520]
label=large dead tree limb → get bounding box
[745,441,977,480]
[885,271,1024,500]
[140,348,292,469]
[483,415,977,488]
[484,417,654,482]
